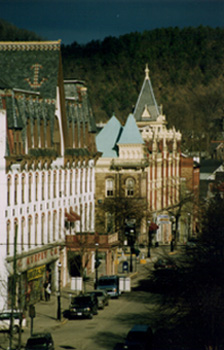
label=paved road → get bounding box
[1,245,174,349]
[51,264,156,350]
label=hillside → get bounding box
[62,26,224,154]
[0,18,43,42]
[0,20,223,154]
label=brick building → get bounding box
[95,66,185,250]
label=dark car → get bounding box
[154,258,176,270]
[88,290,110,309]
[124,324,153,350]
[69,294,98,319]
[25,332,54,350]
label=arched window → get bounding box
[48,171,51,200]
[35,214,38,246]
[7,175,11,206]
[59,170,62,197]
[42,172,45,200]
[41,213,45,244]
[126,178,135,197]
[21,217,25,251]
[28,215,32,248]
[35,173,39,201]
[59,209,62,239]
[53,210,57,241]
[47,212,51,243]
[64,170,67,196]
[53,171,57,198]
[70,170,73,196]
[14,175,18,205]
[28,173,32,202]
[6,220,11,255]
[106,178,114,197]
[21,174,25,204]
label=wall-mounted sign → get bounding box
[27,265,46,281]
[16,246,60,272]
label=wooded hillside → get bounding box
[62,26,224,154]
[1,19,223,154]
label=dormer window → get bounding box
[142,105,151,118]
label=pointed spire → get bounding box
[145,64,150,80]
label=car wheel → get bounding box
[88,313,93,319]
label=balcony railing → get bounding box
[65,232,119,248]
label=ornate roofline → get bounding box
[0,41,61,51]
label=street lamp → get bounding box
[95,243,99,289]
[57,261,62,321]
[170,216,175,252]
[94,243,99,289]
[147,221,151,258]
[129,229,134,273]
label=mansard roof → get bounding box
[0,41,97,159]
[133,65,161,122]
[118,114,144,145]
[96,115,122,158]
[64,80,96,133]
[0,41,61,99]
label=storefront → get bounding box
[8,246,61,309]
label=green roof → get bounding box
[118,113,144,145]
[96,115,122,158]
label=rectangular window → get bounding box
[106,179,114,197]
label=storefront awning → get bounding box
[70,209,81,221]
[65,210,81,222]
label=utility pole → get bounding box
[9,224,17,350]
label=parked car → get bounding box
[0,310,26,333]
[69,294,98,319]
[124,324,153,350]
[25,332,54,350]
[154,258,177,270]
[88,290,110,309]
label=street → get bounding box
[50,265,156,350]
[0,247,170,350]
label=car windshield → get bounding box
[95,292,103,297]
[72,296,91,305]
[127,332,147,341]
[27,338,49,347]
[99,279,116,286]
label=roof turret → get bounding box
[133,64,160,121]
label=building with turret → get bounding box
[95,66,183,251]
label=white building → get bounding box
[0,41,98,310]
